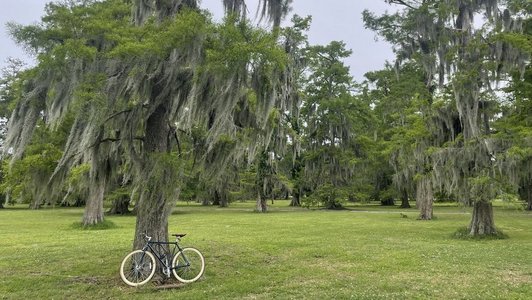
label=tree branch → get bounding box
[104,109,133,123]
[387,0,416,9]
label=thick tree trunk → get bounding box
[0,194,4,209]
[256,191,268,213]
[519,182,532,211]
[107,195,130,215]
[468,201,497,236]
[211,189,229,207]
[212,190,220,206]
[380,197,395,206]
[416,176,433,220]
[219,192,228,208]
[82,176,106,226]
[134,188,172,249]
[133,103,174,251]
[82,138,107,226]
[29,198,42,209]
[290,190,301,207]
[133,161,176,281]
[399,189,411,208]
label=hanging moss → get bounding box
[369,0,529,234]
[5,0,294,232]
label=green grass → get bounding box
[0,201,531,299]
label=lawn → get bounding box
[0,201,531,299]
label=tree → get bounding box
[363,63,433,210]
[281,15,310,207]
[1,124,64,208]
[301,41,373,209]
[365,0,529,234]
[0,58,26,208]
[495,11,532,210]
[5,0,294,255]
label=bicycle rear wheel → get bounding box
[120,250,156,287]
[171,247,205,283]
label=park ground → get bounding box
[0,201,531,299]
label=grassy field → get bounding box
[0,201,531,299]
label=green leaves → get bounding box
[109,9,210,59]
[1,142,62,205]
[205,16,286,76]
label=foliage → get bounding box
[365,0,531,228]
[4,0,295,231]
[300,41,374,208]
[0,123,64,206]
[363,63,434,205]
[493,13,532,209]
[303,183,347,209]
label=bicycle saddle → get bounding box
[172,233,187,238]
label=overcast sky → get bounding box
[1,0,398,81]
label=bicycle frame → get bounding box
[120,233,204,286]
[140,240,191,276]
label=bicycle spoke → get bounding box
[172,248,204,283]
[120,250,156,286]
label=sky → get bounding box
[0,0,398,81]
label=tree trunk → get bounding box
[399,189,411,208]
[82,175,106,226]
[256,191,268,213]
[107,195,130,215]
[255,150,270,213]
[527,188,532,211]
[416,176,433,220]
[134,187,172,248]
[211,189,229,207]
[82,137,107,226]
[219,191,228,208]
[290,189,301,207]
[380,197,395,206]
[468,201,497,236]
[133,103,175,252]
[519,182,532,211]
[212,190,220,206]
[29,197,42,209]
[0,194,4,209]
[74,197,85,207]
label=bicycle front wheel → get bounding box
[171,247,205,283]
[120,250,156,287]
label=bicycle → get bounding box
[119,232,205,287]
